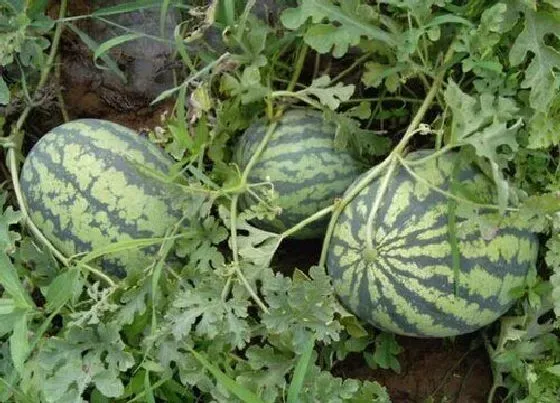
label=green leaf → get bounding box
[0,253,34,309]
[444,79,520,152]
[165,271,251,349]
[361,62,399,90]
[461,118,521,162]
[116,282,150,325]
[0,195,23,254]
[280,0,396,57]
[303,76,355,110]
[0,298,15,315]
[262,266,343,352]
[0,77,9,105]
[443,80,521,210]
[235,346,294,402]
[327,109,391,159]
[509,9,560,111]
[10,312,29,374]
[526,96,560,149]
[44,269,81,312]
[175,215,228,271]
[371,332,403,373]
[287,336,315,403]
[220,65,269,104]
[548,364,560,377]
[220,205,281,267]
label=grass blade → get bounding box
[73,233,191,265]
[188,348,265,403]
[159,0,171,38]
[94,33,144,67]
[67,23,127,82]
[287,336,315,403]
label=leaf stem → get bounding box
[235,263,269,313]
[331,52,372,84]
[319,45,452,267]
[13,0,68,140]
[405,144,455,165]
[79,263,116,287]
[397,156,518,212]
[227,43,311,310]
[365,155,398,250]
[280,204,336,240]
[342,96,425,104]
[287,43,308,92]
[270,91,323,110]
[228,123,280,313]
[7,147,69,266]
[319,158,390,267]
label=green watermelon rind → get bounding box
[327,150,539,337]
[20,119,190,278]
[234,108,365,239]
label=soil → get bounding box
[19,4,494,402]
[335,335,493,403]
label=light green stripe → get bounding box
[383,180,413,227]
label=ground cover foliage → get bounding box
[1,0,560,402]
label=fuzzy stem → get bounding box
[7,1,71,268]
[398,156,518,212]
[229,121,279,266]
[79,263,116,287]
[404,144,455,166]
[226,43,309,310]
[331,52,372,84]
[230,194,242,266]
[270,91,323,110]
[235,263,269,313]
[54,54,69,122]
[13,0,68,138]
[319,46,452,267]
[8,147,69,266]
[280,204,336,240]
[342,96,425,104]
[287,43,308,92]
[240,121,279,185]
[228,122,280,314]
[365,155,398,250]
[319,159,390,267]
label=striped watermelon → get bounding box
[233,109,365,239]
[327,150,538,337]
[20,119,191,279]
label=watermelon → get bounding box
[19,119,191,279]
[327,150,539,337]
[233,109,365,239]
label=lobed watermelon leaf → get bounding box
[509,8,560,112]
[280,0,396,58]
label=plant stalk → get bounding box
[319,45,452,267]
[13,0,68,141]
